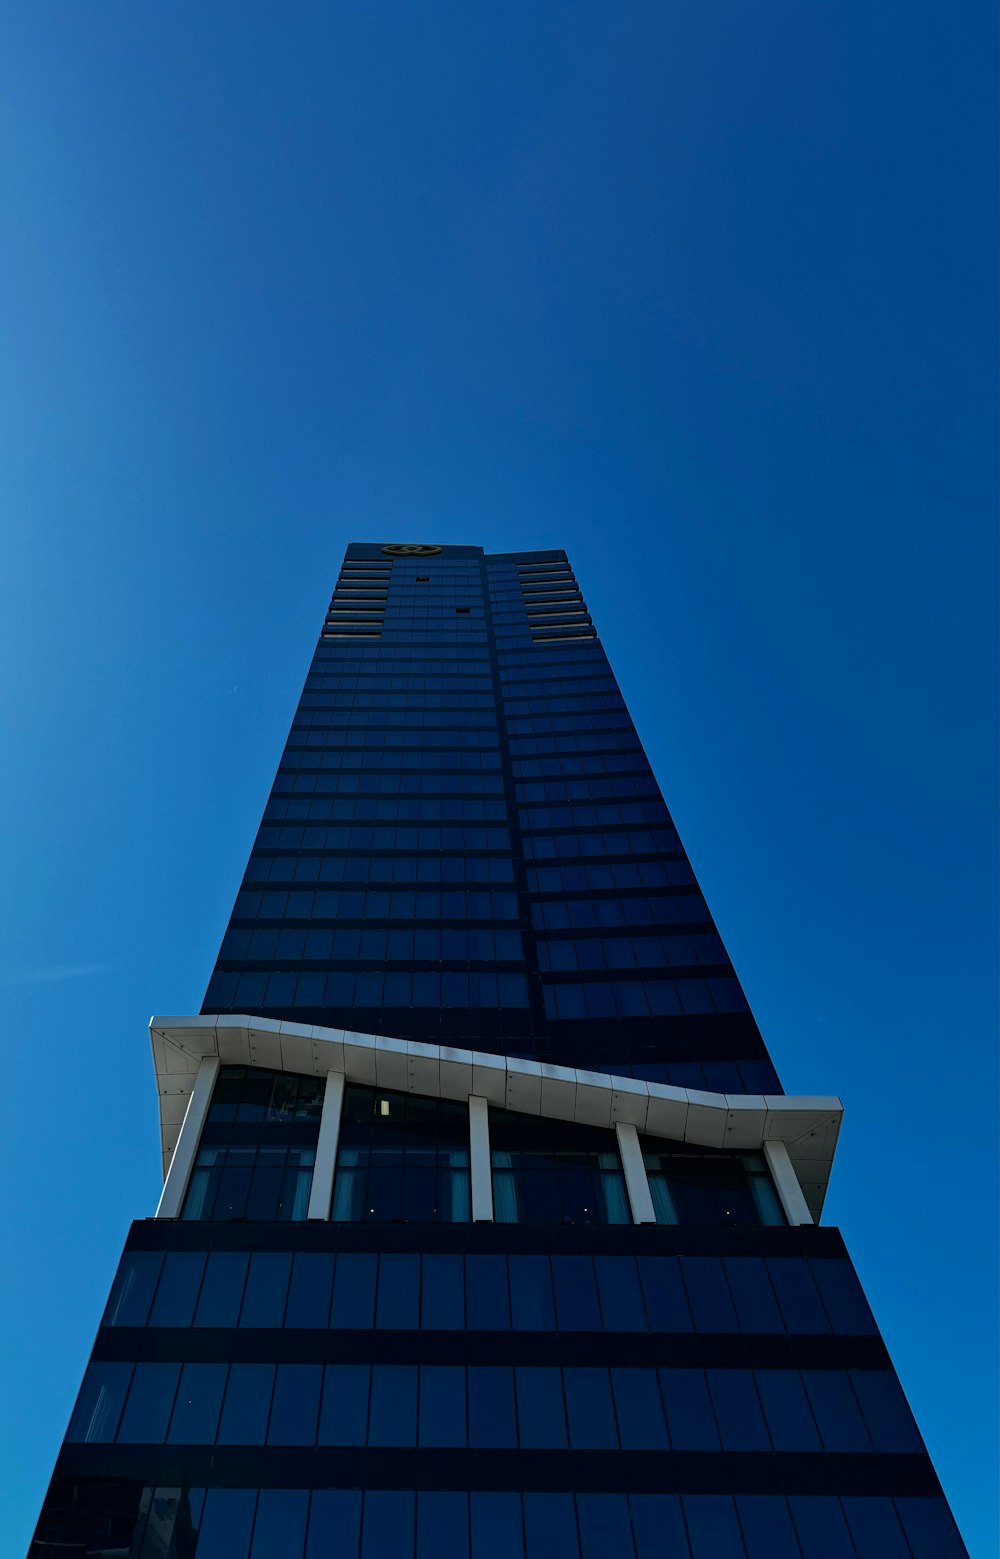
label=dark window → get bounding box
[516,1366,568,1449]
[421,1253,465,1329]
[370,1364,417,1445]
[524,1493,580,1559]
[468,1366,517,1448]
[683,1495,745,1559]
[285,1253,335,1327]
[419,1365,467,1447]
[417,1491,469,1559]
[643,1138,784,1229]
[267,1363,322,1444]
[736,1495,801,1559]
[195,1252,249,1328]
[307,1491,363,1559]
[166,1362,227,1444]
[117,1362,180,1443]
[149,1252,206,1327]
[318,1364,370,1446]
[218,1363,275,1444]
[564,1367,618,1449]
[66,1361,132,1443]
[490,1110,629,1226]
[252,1491,309,1559]
[333,1085,470,1223]
[103,1251,163,1327]
[612,1367,668,1449]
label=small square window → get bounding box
[456,606,470,613]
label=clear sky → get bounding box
[0,3,995,1554]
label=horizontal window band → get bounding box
[52,1445,938,1498]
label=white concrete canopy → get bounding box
[149,1014,843,1221]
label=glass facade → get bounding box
[30,545,968,1558]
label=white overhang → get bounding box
[150,1014,843,1221]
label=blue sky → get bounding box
[0,3,995,1553]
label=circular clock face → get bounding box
[380,543,443,556]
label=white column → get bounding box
[156,1057,220,1219]
[468,1095,494,1223]
[763,1140,814,1226]
[615,1121,657,1224]
[307,1071,346,1221]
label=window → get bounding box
[489,1109,629,1225]
[332,1085,470,1223]
[642,1139,784,1229]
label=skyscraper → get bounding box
[31,543,967,1558]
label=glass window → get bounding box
[637,1256,692,1332]
[849,1370,922,1452]
[318,1364,370,1446]
[240,1253,291,1327]
[419,1364,466,1447]
[660,1368,720,1450]
[307,1491,362,1559]
[362,1491,415,1558]
[564,1367,618,1449]
[706,1370,770,1450]
[251,1491,309,1559]
[195,1253,249,1328]
[417,1492,469,1559]
[421,1253,465,1329]
[330,1253,377,1328]
[149,1252,206,1327]
[376,1253,420,1329]
[103,1251,163,1327]
[333,1085,470,1224]
[117,1361,180,1443]
[680,1257,738,1332]
[551,1256,601,1331]
[468,1366,517,1447]
[894,1498,969,1559]
[369,1364,417,1446]
[809,1260,875,1335]
[509,1255,556,1330]
[195,1488,256,1559]
[802,1370,871,1451]
[594,1256,646,1330]
[766,1259,829,1333]
[466,1255,510,1330]
[515,1366,567,1449]
[66,1361,132,1443]
[524,1493,580,1559]
[755,1369,822,1451]
[577,1495,634,1559]
[285,1253,335,1327]
[630,1496,690,1559]
[789,1497,856,1559]
[167,1362,227,1443]
[470,1493,523,1559]
[841,1498,911,1559]
[267,1363,322,1445]
[490,1110,629,1226]
[611,1367,668,1449]
[218,1363,275,1444]
[723,1257,784,1334]
[683,1495,745,1559]
[735,1496,800,1559]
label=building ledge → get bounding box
[150,1014,843,1221]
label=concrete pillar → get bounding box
[156,1057,220,1219]
[764,1139,814,1226]
[307,1071,346,1221]
[468,1095,494,1222]
[615,1121,657,1224]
